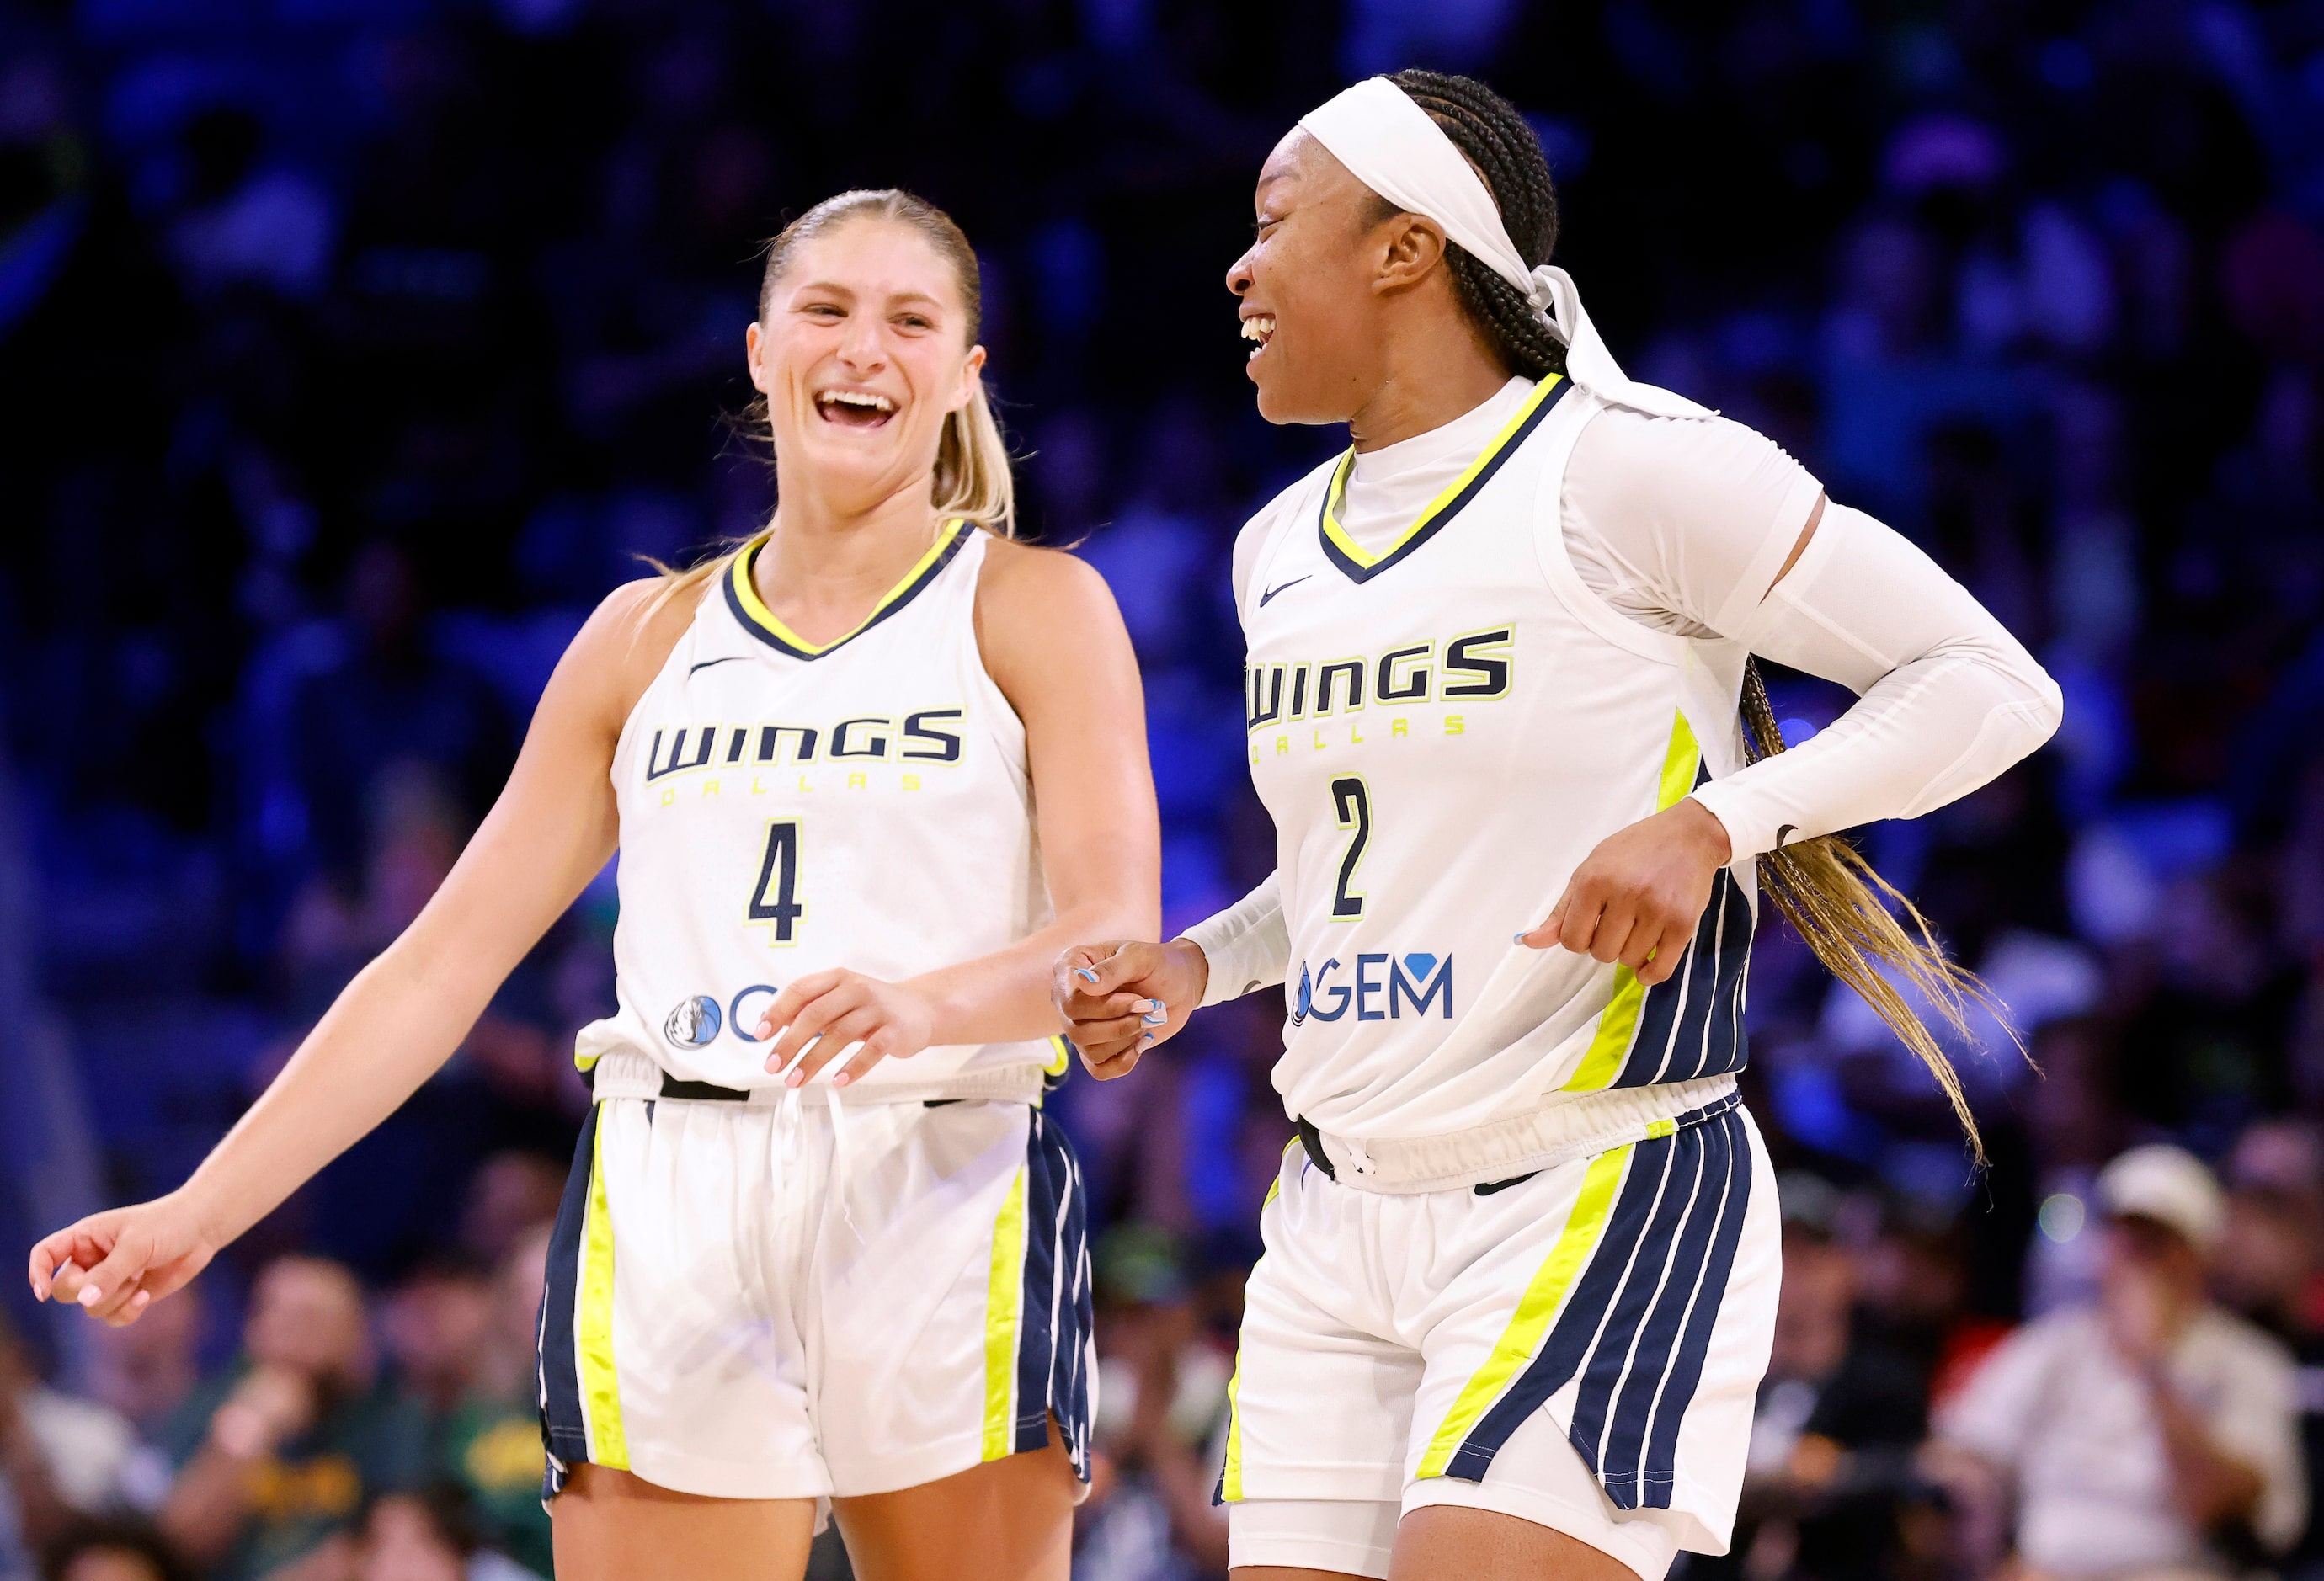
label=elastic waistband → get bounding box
[1297,1075,1740,1195]
[584,1046,1050,1108]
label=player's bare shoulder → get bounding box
[553,572,710,738]
[973,532,1135,706]
[975,533,1122,642]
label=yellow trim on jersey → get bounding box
[1563,964,1646,1094]
[1560,711,1703,1093]
[728,518,967,656]
[1043,1035,1072,1077]
[578,1116,629,1469]
[1415,1144,1629,1479]
[1319,376,1566,572]
[1653,708,1705,810]
[980,1166,1029,1461]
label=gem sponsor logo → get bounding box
[1291,952,1452,1025]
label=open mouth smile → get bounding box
[1240,314,1276,359]
[814,387,898,429]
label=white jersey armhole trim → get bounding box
[1530,397,1687,668]
[607,578,723,790]
[957,531,1035,800]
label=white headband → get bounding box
[1297,77,1709,420]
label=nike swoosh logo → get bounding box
[688,656,749,676]
[1259,575,1311,607]
[1775,823,1798,847]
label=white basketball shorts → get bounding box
[1220,1092,1778,1580]
[536,1088,1093,1501]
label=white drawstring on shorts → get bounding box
[824,1078,864,1245]
[770,1031,868,1244]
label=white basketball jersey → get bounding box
[575,521,1065,1098]
[1239,376,1758,1141]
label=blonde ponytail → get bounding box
[1740,661,2016,1163]
[934,380,1017,536]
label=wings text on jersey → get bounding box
[1246,627,1514,731]
[642,710,969,783]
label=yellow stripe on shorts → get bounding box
[1223,1142,1300,1501]
[1220,1350,1248,1501]
[981,1166,1029,1461]
[578,1113,629,1469]
[1415,1145,1630,1479]
[1562,711,1703,1093]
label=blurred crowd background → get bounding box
[3,0,2324,1577]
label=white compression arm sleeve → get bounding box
[1687,503,2064,860]
[1181,872,1292,1006]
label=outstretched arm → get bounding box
[29,580,690,1323]
[763,540,1161,1084]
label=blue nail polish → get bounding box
[1076,968,1099,984]
[1513,933,1527,945]
[1143,1013,1166,1026]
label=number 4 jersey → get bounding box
[574,520,1065,1100]
[1235,375,1759,1142]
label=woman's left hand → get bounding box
[758,971,939,1087]
[1519,798,1733,986]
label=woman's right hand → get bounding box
[28,1193,220,1327]
[1051,940,1210,1079]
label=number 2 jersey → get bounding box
[1231,375,1761,1142]
[574,520,1066,1101]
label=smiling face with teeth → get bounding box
[1223,130,1392,428]
[1226,130,1508,448]
[746,215,987,519]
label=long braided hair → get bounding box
[1385,69,2001,1157]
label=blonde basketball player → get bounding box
[33,189,1159,1581]
[1055,72,2060,1581]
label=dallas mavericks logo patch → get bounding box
[664,995,723,1047]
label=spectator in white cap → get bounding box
[1931,1143,2305,1578]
